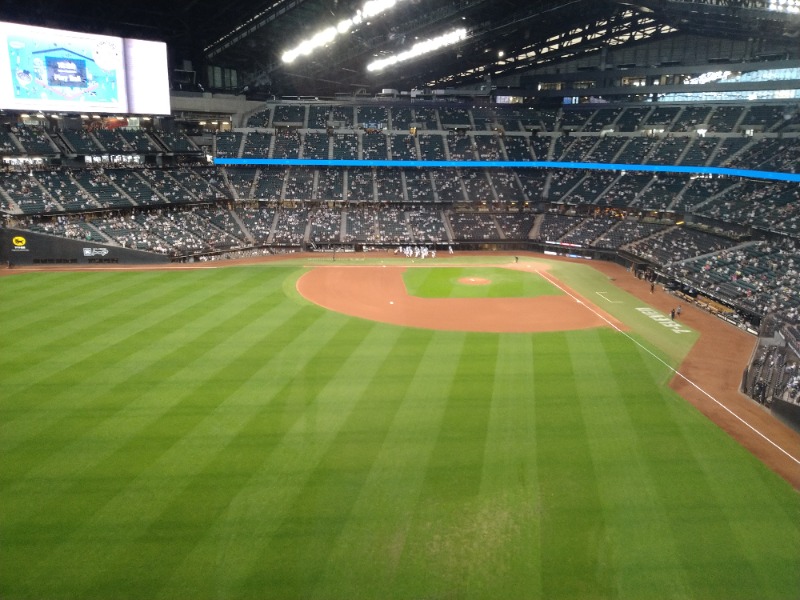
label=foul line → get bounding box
[596,291,622,304]
[538,269,800,468]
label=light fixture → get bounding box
[367,28,467,72]
[282,0,404,63]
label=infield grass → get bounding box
[402,266,562,298]
[1,258,798,600]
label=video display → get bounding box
[0,22,169,114]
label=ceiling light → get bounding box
[367,28,467,72]
[282,0,405,64]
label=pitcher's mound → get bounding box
[459,277,491,285]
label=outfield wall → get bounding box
[0,228,169,266]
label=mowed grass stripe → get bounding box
[533,331,614,599]
[2,263,799,600]
[238,327,437,598]
[0,271,168,337]
[305,331,469,600]
[0,271,136,318]
[2,298,328,595]
[0,269,286,454]
[390,333,498,599]
[151,320,406,600]
[468,333,541,597]
[599,330,799,599]
[0,269,236,387]
[569,329,691,599]
[655,379,800,594]
[7,303,356,599]
[1,274,310,520]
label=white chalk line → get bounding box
[539,269,800,468]
[596,291,622,304]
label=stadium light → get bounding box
[768,0,800,13]
[282,0,404,64]
[367,28,467,72]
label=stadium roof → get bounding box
[3,0,800,97]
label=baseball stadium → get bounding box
[1,1,800,598]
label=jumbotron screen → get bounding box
[0,21,170,114]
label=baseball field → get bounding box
[1,253,798,599]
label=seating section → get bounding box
[625,226,735,266]
[0,128,19,155]
[404,169,434,203]
[2,172,59,213]
[106,169,159,206]
[302,132,329,159]
[309,206,343,244]
[2,99,799,324]
[331,134,357,160]
[35,169,102,212]
[285,167,315,201]
[375,168,404,202]
[93,130,131,153]
[72,169,135,209]
[272,130,300,159]
[155,131,199,153]
[13,125,57,154]
[665,240,800,316]
[118,130,159,153]
[377,207,410,244]
[559,216,616,246]
[226,167,257,199]
[253,167,286,200]
[494,213,535,240]
[407,207,447,243]
[59,129,102,154]
[449,212,499,241]
[237,206,276,244]
[242,132,272,158]
[215,132,243,158]
[346,168,372,202]
[362,133,388,160]
[316,168,343,201]
[535,214,583,242]
[246,108,271,128]
[593,220,667,250]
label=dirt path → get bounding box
[295,262,625,333]
[588,258,800,490]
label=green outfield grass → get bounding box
[1,258,798,600]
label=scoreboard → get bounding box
[0,21,170,115]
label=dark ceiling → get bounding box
[2,0,799,97]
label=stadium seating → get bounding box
[347,168,375,203]
[2,99,799,327]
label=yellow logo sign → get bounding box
[12,236,26,247]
